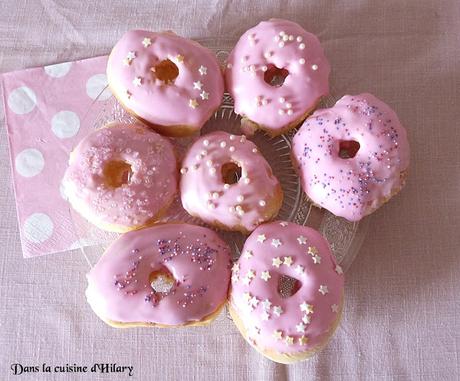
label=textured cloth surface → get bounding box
[0,1,459,380]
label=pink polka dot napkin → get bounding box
[1,56,112,257]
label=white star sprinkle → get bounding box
[243,250,253,259]
[126,51,136,60]
[295,265,305,275]
[298,335,309,345]
[283,256,293,266]
[271,239,282,248]
[175,54,184,63]
[260,271,271,282]
[257,234,266,243]
[273,306,283,316]
[312,255,322,264]
[272,330,282,340]
[279,222,288,227]
[142,38,151,47]
[331,304,339,313]
[285,336,294,345]
[243,292,251,301]
[198,65,207,75]
[297,235,307,245]
[319,285,329,295]
[231,274,239,282]
[200,91,209,100]
[242,277,251,286]
[193,81,203,90]
[246,270,255,279]
[272,257,282,268]
[249,296,259,307]
[308,246,318,255]
[189,98,199,109]
[261,311,270,321]
[132,77,142,86]
[302,315,311,324]
[231,263,239,272]
[262,299,272,310]
[296,322,306,333]
[335,265,343,275]
[300,302,314,314]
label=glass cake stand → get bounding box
[70,40,369,272]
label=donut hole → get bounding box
[339,140,360,159]
[264,64,289,87]
[152,59,179,84]
[278,275,302,298]
[103,160,132,188]
[221,162,242,185]
[149,268,175,294]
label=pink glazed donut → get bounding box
[291,93,410,222]
[107,29,224,137]
[225,19,330,136]
[86,223,232,327]
[180,131,283,233]
[229,221,344,364]
[63,122,178,233]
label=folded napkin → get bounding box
[1,56,111,257]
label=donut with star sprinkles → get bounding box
[228,221,344,364]
[107,30,224,137]
[291,93,410,221]
[63,122,177,233]
[180,131,283,233]
[225,19,330,136]
[86,223,232,327]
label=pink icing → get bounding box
[86,223,231,325]
[107,30,224,134]
[63,122,177,231]
[292,93,410,221]
[230,221,344,354]
[179,131,282,232]
[225,19,330,133]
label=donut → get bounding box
[291,93,410,221]
[63,122,178,233]
[228,221,344,363]
[107,29,224,137]
[179,131,283,233]
[86,223,232,327]
[225,19,330,136]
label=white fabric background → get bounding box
[1,1,459,380]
